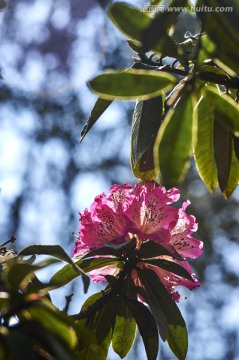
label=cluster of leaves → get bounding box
[49,237,194,360]
[82,0,239,198]
[0,240,89,360]
[0,238,193,360]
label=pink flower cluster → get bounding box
[74,181,203,301]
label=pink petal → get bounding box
[89,265,118,283]
[170,201,203,258]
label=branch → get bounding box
[133,54,239,90]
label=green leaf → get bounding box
[233,134,239,161]
[138,268,188,360]
[79,246,121,260]
[141,259,193,281]
[4,259,59,291]
[136,270,169,341]
[126,299,159,360]
[80,97,112,141]
[154,92,196,187]
[112,296,136,358]
[25,300,77,349]
[49,258,122,288]
[131,96,164,166]
[19,244,90,293]
[205,86,239,132]
[127,39,142,53]
[194,94,218,192]
[108,3,151,42]
[19,244,75,267]
[137,240,183,260]
[93,298,116,345]
[131,144,157,181]
[130,96,165,181]
[2,329,38,360]
[197,35,217,64]
[141,0,187,56]
[106,237,137,251]
[88,69,175,100]
[16,321,76,360]
[75,318,111,360]
[75,292,113,360]
[197,0,239,72]
[223,137,239,198]
[214,113,232,192]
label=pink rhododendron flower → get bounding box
[74,181,203,301]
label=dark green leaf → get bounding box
[88,69,175,100]
[197,34,216,65]
[108,3,151,42]
[75,318,111,360]
[141,0,187,56]
[49,258,122,288]
[4,259,59,291]
[126,299,158,360]
[194,94,218,192]
[197,0,239,72]
[75,292,112,360]
[233,134,239,161]
[25,300,77,349]
[137,269,169,341]
[141,259,193,281]
[127,39,142,53]
[2,329,38,360]
[106,237,137,251]
[19,244,76,267]
[138,240,183,260]
[94,297,117,345]
[214,113,232,192]
[223,136,239,198]
[16,321,76,360]
[19,244,90,293]
[138,268,188,360]
[205,86,239,132]
[154,92,196,187]
[131,143,157,181]
[131,96,164,166]
[80,97,112,142]
[112,296,136,358]
[79,246,121,260]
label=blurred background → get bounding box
[0,1,239,359]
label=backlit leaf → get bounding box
[88,69,175,100]
[49,258,121,288]
[205,86,239,132]
[4,259,59,291]
[108,3,151,42]
[197,0,239,72]
[131,144,157,181]
[194,94,218,192]
[223,136,239,198]
[80,97,112,142]
[141,0,187,56]
[19,244,90,293]
[25,301,77,349]
[154,92,196,187]
[112,296,136,358]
